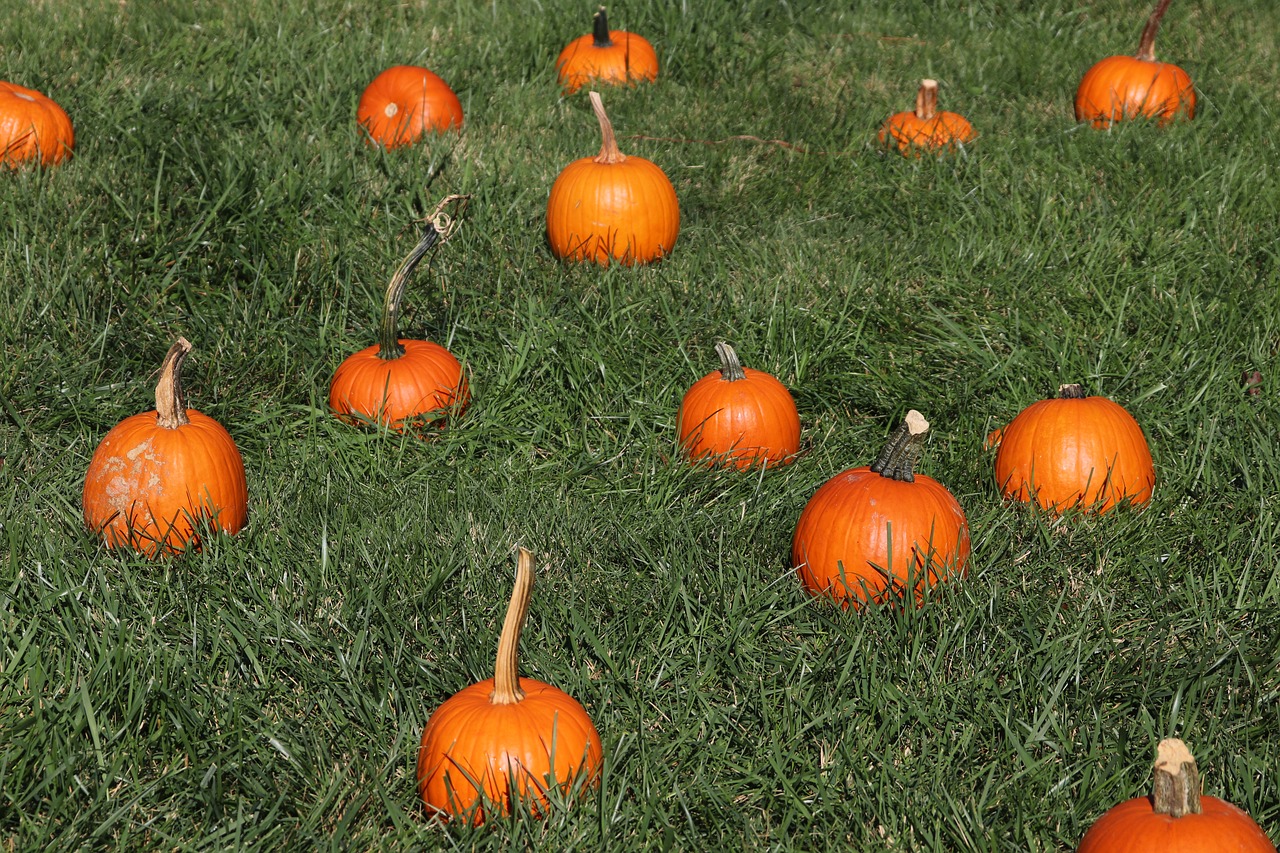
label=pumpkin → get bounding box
[329,195,470,433]
[990,383,1155,515]
[546,90,679,266]
[417,547,604,824]
[0,81,74,168]
[357,65,463,149]
[878,79,975,156]
[676,342,800,469]
[82,338,248,557]
[792,411,970,608]
[1074,0,1195,128]
[555,6,659,95]
[1077,738,1275,852]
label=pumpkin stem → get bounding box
[490,547,535,706]
[589,91,628,165]
[869,410,930,483]
[914,79,939,121]
[1151,738,1203,818]
[154,337,193,430]
[1058,383,1087,400]
[375,194,470,361]
[592,5,613,48]
[1136,0,1173,62]
[715,342,747,382]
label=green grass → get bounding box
[3,0,1279,848]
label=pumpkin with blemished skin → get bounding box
[878,79,974,156]
[555,6,658,95]
[82,338,247,557]
[0,81,74,168]
[357,65,462,149]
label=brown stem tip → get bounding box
[589,91,627,165]
[155,337,193,430]
[1136,0,1174,62]
[715,342,747,382]
[870,409,930,483]
[914,79,939,121]
[1152,738,1202,818]
[490,547,535,706]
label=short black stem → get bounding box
[869,410,930,483]
[592,6,613,47]
[1058,384,1087,400]
[715,342,747,382]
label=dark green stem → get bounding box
[592,6,613,48]
[715,342,746,382]
[869,410,930,483]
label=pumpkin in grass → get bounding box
[1077,738,1275,853]
[878,79,975,156]
[1,81,74,168]
[1074,0,1195,129]
[990,384,1155,515]
[82,338,248,557]
[676,342,800,469]
[357,65,463,149]
[555,6,659,95]
[546,91,679,266]
[792,411,970,608]
[329,195,470,433]
[417,547,604,824]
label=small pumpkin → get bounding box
[990,383,1155,515]
[417,547,604,824]
[676,342,800,469]
[546,90,679,266]
[357,65,463,149]
[329,195,470,433]
[792,411,970,608]
[1077,738,1275,853]
[1074,0,1195,129]
[0,81,74,168]
[82,338,248,557]
[878,79,975,156]
[555,6,659,95]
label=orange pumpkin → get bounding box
[546,91,679,266]
[676,342,800,469]
[1077,739,1275,853]
[990,383,1155,515]
[878,79,975,156]
[1074,0,1195,128]
[792,411,970,608]
[0,81,74,168]
[329,196,470,433]
[555,6,659,95]
[357,65,463,149]
[417,548,604,824]
[82,338,248,557]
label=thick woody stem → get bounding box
[490,547,535,705]
[1136,0,1174,62]
[715,342,747,382]
[1152,738,1203,818]
[155,338,193,430]
[589,91,627,165]
[869,410,930,483]
[1058,383,1087,399]
[915,80,939,121]
[592,6,613,48]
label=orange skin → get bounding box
[328,339,468,431]
[357,65,462,149]
[1077,794,1276,853]
[1074,55,1195,128]
[0,81,74,168]
[879,79,975,156]
[555,8,658,94]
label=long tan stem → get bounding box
[490,547,535,705]
[869,410,930,483]
[589,91,627,165]
[1136,0,1174,62]
[914,80,939,121]
[155,338,193,430]
[1152,738,1202,817]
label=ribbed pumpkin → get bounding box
[555,6,659,95]
[1074,0,1195,129]
[417,548,604,824]
[878,79,975,156]
[546,91,679,266]
[990,384,1155,515]
[328,196,470,433]
[1077,739,1275,853]
[676,342,800,469]
[792,411,970,608]
[82,338,248,557]
[0,81,74,168]
[357,65,463,149]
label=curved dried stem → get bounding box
[490,547,535,705]
[1136,0,1174,62]
[589,91,627,165]
[155,338,193,430]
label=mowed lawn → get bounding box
[2,0,1279,849]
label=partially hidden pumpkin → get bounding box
[555,6,659,95]
[329,195,470,433]
[1077,738,1275,853]
[990,383,1155,515]
[792,411,970,608]
[82,338,248,557]
[357,65,463,149]
[0,81,74,168]
[1074,0,1195,128]
[417,547,604,824]
[546,90,679,266]
[676,342,800,469]
[878,79,975,156]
